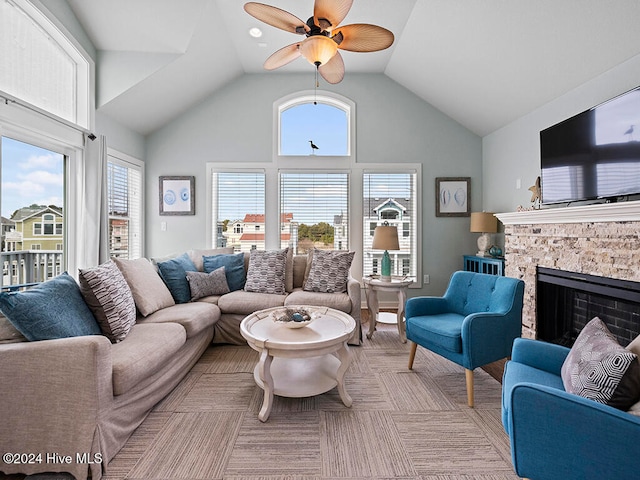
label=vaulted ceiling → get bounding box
[64,0,640,137]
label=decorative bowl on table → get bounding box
[270,307,321,328]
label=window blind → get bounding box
[363,172,417,280]
[280,172,349,254]
[108,160,142,259]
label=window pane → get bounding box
[0,0,76,123]
[280,103,348,156]
[1,137,65,287]
[280,172,349,254]
[363,172,417,280]
[212,172,265,252]
[108,159,142,259]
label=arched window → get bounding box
[0,0,91,128]
[277,92,353,157]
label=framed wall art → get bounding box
[435,177,470,217]
[159,176,195,215]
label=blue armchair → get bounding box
[502,338,640,480]
[406,271,524,407]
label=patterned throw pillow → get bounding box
[303,249,355,294]
[186,267,230,300]
[561,317,640,410]
[79,260,137,343]
[244,248,288,295]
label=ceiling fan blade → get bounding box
[333,23,394,52]
[318,51,345,84]
[313,0,353,31]
[244,2,309,35]
[264,42,302,70]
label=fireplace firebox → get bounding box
[536,267,640,347]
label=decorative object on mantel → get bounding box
[528,176,541,209]
[436,177,471,217]
[470,212,498,257]
[159,176,195,216]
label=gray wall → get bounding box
[146,73,482,296]
[483,54,640,215]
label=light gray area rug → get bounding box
[100,324,518,480]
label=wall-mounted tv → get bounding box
[540,86,640,205]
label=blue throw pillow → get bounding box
[0,272,101,341]
[157,253,198,304]
[203,253,246,291]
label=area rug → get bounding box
[103,324,518,480]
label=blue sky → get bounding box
[280,103,348,156]
[1,137,64,218]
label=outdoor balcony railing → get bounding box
[1,250,63,291]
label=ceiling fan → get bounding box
[244,0,394,84]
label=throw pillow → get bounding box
[186,267,230,300]
[157,253,198,304]
[188,247,234,271]
[0,313,27,343]
[114,257,175,316]
[202,253,246,291]
[561,317,640,410]
[303,249,355,294]
[79,260,137,343]
[0,272,101,341]
[244,248,288,295]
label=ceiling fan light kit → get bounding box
[244,0,394,84]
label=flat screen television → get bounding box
[540,86,640,204]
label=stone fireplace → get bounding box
[495,200,640,340]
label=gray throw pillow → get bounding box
[244,248,288,295]
[114,258,175,316]
[186,267,230,300]
[561,317,640,410]
[79,260,137,343]
[303,249,355,294]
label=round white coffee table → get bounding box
[240,305,356,422]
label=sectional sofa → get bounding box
[0,247,361,480]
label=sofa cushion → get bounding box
[186,267,230,300]
[285,288,352,313]
[217,290,286,315]
[244,248,288,295]
[79,260,137,343]
[111,322,186,395]
[0,272,101,341]
[188,247,234,271]
[114,257,175,316]
[561,317,640,410]
[137,302,220,338]
[157,253,198,304]
[303,249,355,293]
[292,255,307,289]
[203,253,246,292]
[0,313,26,344]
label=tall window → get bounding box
[211,171,265,252]
[280,172,349,254]
[363,172,418,280]
[0,0,91,128]
[0,136,65,286]
[108,154,143,259]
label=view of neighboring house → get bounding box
[223,213,295,252]
[4,206,64,252]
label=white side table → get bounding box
[363,276,413,343]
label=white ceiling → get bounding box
[64,0,640,137]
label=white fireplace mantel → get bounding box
[495,200,640,225]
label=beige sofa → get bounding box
[0,248,361,480]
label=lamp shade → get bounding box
[470,212,497,233]
[299,35,338,66]
[372,225,400,251]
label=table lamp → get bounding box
[372,222,400,282]
[470,212,497,257]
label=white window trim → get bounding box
[107,148,145,259]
